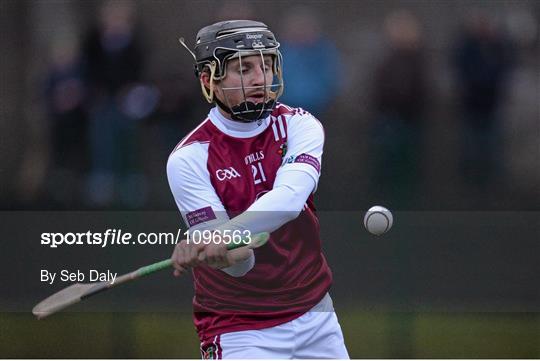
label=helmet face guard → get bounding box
[180,20,284,122]
[215,48,283,122]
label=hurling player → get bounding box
[168,20,349,359]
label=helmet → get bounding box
[179,20,284,122]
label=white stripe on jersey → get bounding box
[277,103,294,112]
[212,335,218,359]
[277,115,286,138]
[171,118,211,155]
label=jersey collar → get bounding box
[209,107,271,138]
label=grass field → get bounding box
[1,311,538,358]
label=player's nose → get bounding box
[250,65,267,86]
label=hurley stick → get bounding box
[33,232,269,319]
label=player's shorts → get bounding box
[200,293,349,359]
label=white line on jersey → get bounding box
[170,118,211,156]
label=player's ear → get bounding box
[199,68,220,103]
[200,69,221,88]
[200,71,211,88]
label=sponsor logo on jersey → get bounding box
[186,206,216,227]
[215,167,241,181]
[295,153,321,173]
[244,150,264,165]
[283,155,295,165]
[281,153,320,172]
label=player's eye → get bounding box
[238,66,250,74]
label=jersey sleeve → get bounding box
[277,112,324,189]
[167,142,229,230]
[167,142,255,277]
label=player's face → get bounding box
[216,54,274,107]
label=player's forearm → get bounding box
[217,170,315,235]
[212,183,304,275]
[225,186,302,234]
[183,171,315,277]
[220,249,255,277]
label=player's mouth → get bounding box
[245,93,266,103]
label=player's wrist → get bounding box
[222,249,255,277]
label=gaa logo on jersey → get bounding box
[215,167,241,181]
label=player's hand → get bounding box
[171,234,233,276]
[171,239,205,277]
[197,241,229,269]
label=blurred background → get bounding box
[0,0,538,358]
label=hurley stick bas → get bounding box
[32,232,269,319]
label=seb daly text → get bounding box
[41,269,118,285]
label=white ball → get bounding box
[364,206,393,235]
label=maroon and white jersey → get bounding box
[167,103,332,342]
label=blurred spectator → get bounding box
[279,8,342,117]
[82,0,147,208]
[453,11,514,189]
[44,33,89,207]
[141,74,204,207]
[148,75,201,150]
[369,10,429,207]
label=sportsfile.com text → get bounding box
[40,229,252,248]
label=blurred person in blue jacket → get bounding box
[369,10,429,208]
[453,11,514,189]
[44,33,89,207]
[82,0,148,208]
[279,8,342,118]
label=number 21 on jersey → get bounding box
[252,162,266,185]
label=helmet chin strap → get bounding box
[214,97,275,123]
[214,97,239,120]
